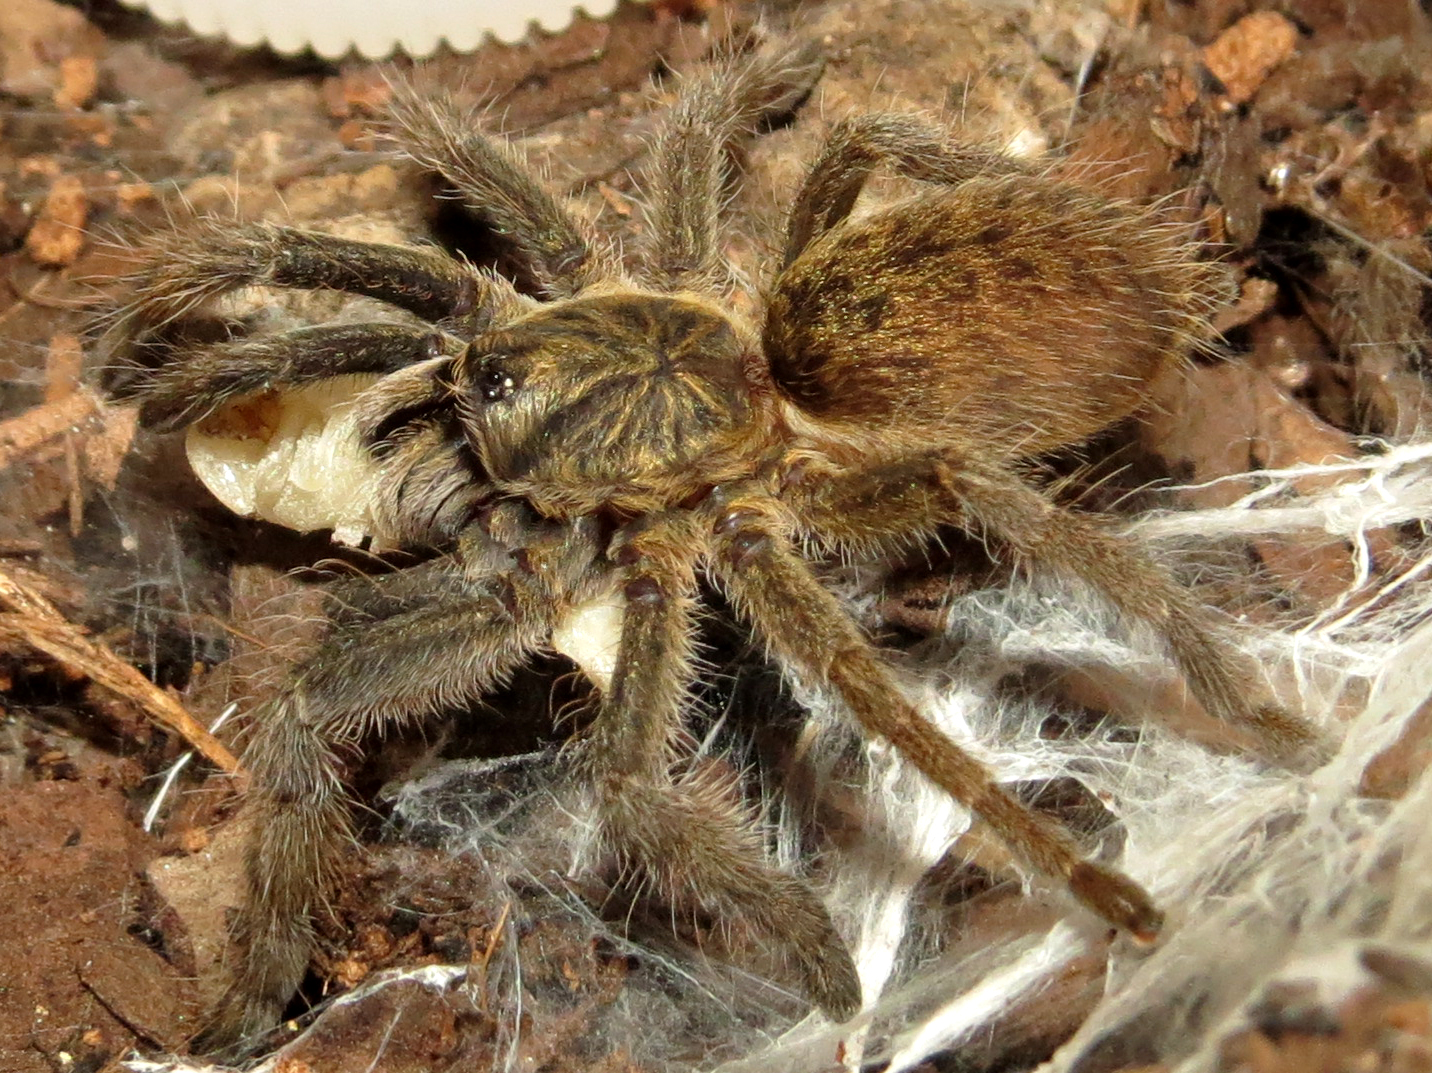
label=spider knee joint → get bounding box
[720,527,771,568]
[710,505,775,567]
[623,576,666,606]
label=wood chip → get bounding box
[77,943,188,1050]
[53,53,97,110]
[81,405,138,491]
[0,389,98,467]
[44,331,83,402]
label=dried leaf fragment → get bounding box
[1359,696,1432,800]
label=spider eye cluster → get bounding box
[479,364,518,403]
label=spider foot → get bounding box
[1069,860,1164,944]
[794,924,863,1022]
[1251,703,1336,773]
[190,987,286,1061]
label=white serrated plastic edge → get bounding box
[127,0,635,60]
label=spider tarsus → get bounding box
[1251,703,1335,772]
[797,929,863,1023]
[1069,861,1165,944]
[189,1006,269,1064]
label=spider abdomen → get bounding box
[764,175,1225,458]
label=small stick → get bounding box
[0,565,243,778]
[472,900,513,1014]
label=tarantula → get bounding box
[101,40,1323,1052]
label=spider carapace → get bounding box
[451,292,766,514]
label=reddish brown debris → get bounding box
[23,174,89,267]
[1202,11,1300,105]
[1218,981,1432,1073]
[52,53,98,110]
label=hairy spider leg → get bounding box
[782,112,1029,268]
[585,512,862,1019]
[705,484,1165,943]
[642,38,825,294]
[388,86,614,297]
[784,449,1330,769]
[126,323,462,431]
[201,519,600,1054]
[100,222,524,408]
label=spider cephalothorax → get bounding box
[451,291,770,513]
[100,38,1326,1055]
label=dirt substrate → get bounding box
[1,0,1431,1071]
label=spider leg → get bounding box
[642,39,824,294]
[580,513,861,1019]
[705,487,1164,941]
[202,515,600,1055]
[388,87,614,297]
[113,221,516,333]
[117,322,464,430]
[782,113,1027,267]
[99,222,524,395]
[783,449,1330,769]
[204,581,538,1052]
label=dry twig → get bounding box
[0,565,243,776]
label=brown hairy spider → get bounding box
[101,40,1324,1054]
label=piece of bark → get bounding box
[0,390,98,467]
